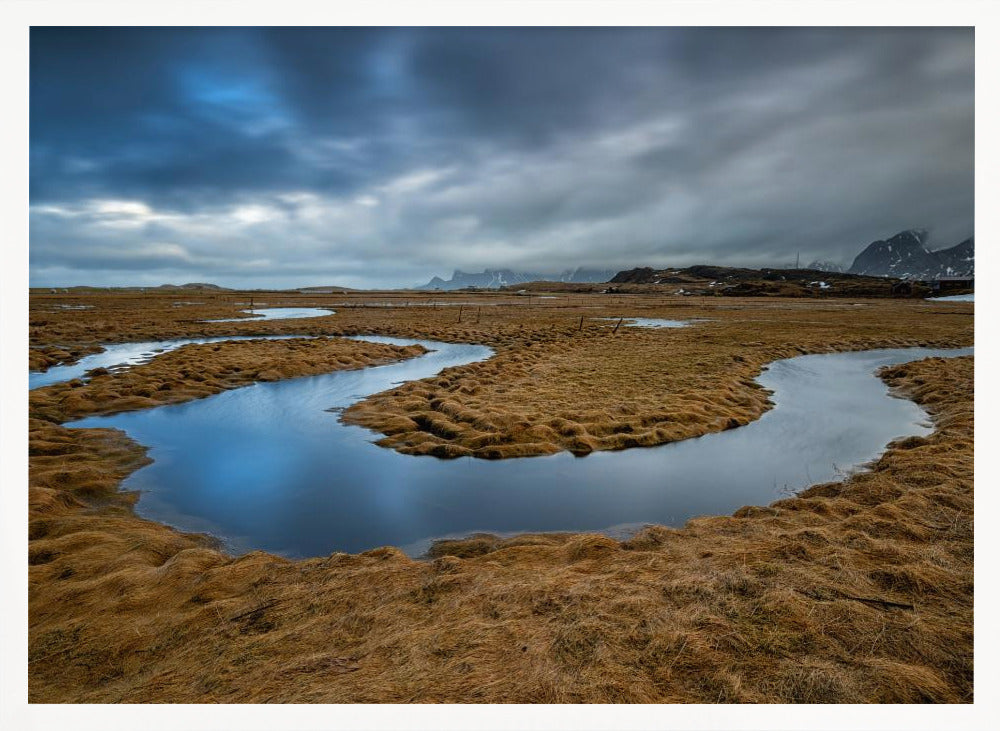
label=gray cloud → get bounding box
[30,27,973,288]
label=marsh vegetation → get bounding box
[27,289,973,702]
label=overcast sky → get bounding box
[30,27,974,289]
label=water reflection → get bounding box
[68,340,972,558]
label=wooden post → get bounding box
[458,305,463,322]
[477,307,482,324]
[578,315,584,331]
[612,316,623,334]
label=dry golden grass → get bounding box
[29,343,104,372]
[342,301,971,458]
[26,289,973,702]
[31,290,971,458]
[28,355,973,702]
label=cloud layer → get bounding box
[30,27,974,288]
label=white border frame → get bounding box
[2,2,996,729]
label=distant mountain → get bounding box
[416,267,615,290]
[155,282,230,291]
[933,237,975,278]
[557,267,618,284]
[417,269,537,290]
[847,230,974,279]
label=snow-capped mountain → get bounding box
[847,230,974,279]
[932,237,975,278]
[416,267,615,290]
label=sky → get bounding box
[29,27,974,289]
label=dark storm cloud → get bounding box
[30,27,974,288]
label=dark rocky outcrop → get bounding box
[848,230,974,279]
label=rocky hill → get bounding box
[604,265,924,297]
[847,230,974,279]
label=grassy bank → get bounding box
[342,301,971,458]
[28,354,973,702]
[27,290,973,702]
[31,290,972,458]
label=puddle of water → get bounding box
[927,294,974,302]
[594,317,691,328]
[66,341,972,558]
[203,307,335,322]
[30,335,314,390]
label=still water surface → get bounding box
[67,339,972,557]
[203,307,335,322]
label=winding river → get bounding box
[59,336,973,558]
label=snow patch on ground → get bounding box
[927,293,974,302]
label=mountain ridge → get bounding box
[847,230,974,279]
[416,267,616,290]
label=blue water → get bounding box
[65,339,972,558]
